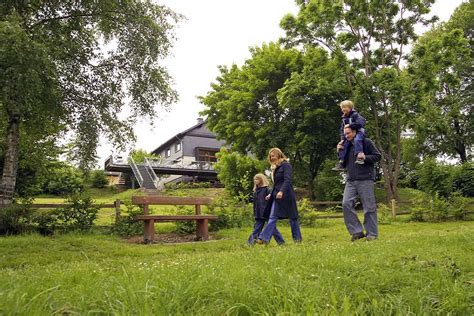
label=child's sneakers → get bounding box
[332,161,345,171]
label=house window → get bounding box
[175,142,181,152]
[165,148,171,158]
[196,148,218,162]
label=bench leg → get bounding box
[144,219,155,244]
[196,219,209,241]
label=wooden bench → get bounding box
[132,196,217,243]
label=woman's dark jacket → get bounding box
[253,186,272,219]
[268,161,299,219]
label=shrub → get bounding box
[409,191,470,222]
[0,203,32,235]
[207,196,253,231]
[55,194,99,231]
[415,158,453,197]
[297,198,319,227]
[129,149,160,164]
[89,170,109,188]
[32,209,58,236]
[214,148,267,201]
[111,201,144,237]
[43,162,84,195]
[452,162,474,197]
[448,192,470,220]
[174,206,196,234]
[314,159,344,201]
[377,203,393,225]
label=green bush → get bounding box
[0,203,32,235]
[452,162,474,197]
[165,181,214,190]
[32,209,58,236]
[214,148,267,201]
[297,198,319,227]
[111,201,144,237]
[207,196,253,231]
[409,191,470,222]
[55,194,99,231]
[129,149,160,164]
[314,159,344,201]
[415,158,453,197]
[377,203,393,225]
[174,206,196,234]
[89,170,109,189]
[43,162,84,195]
[448,192,470,220]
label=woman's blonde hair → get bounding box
[253,173,269,191]
[340,100,355,110]
[267,147,287,166]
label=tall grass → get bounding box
[0,220,472,314]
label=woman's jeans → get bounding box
[258,202,302,243]
[247,219,284,245]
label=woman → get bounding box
[257,148,302,244]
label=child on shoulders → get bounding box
[333,100,367,171]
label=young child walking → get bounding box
[247,173,284,245]
[333,100,367,171]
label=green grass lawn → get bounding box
[1,220,473,314]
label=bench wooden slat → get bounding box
[135,215,218,221]
[132,196,213,205]
[131,195,216,243]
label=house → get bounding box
[104,118,226,188]
[149,118,226,183]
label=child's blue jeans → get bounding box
[247,219,284,245]
[338,129,365,162]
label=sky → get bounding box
[97,0,465,165]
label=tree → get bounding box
[407,1,473,162]
[280,0,437,201]
[200,43,348,198]
[0,1,180,205]
[129,148,160,164]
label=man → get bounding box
[337,125,381,241]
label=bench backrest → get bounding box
[131,196,213,205]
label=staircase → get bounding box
[136,164,158,190]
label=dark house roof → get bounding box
[151,118,215,155]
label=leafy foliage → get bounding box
[55,194,100,231]
[42,162,84,196]
[407,1,473,162]
[213,148,267,200]
[129,149,160,164]
[280,0,438,201]
[0,203,32,235]
[200,43,349,197]
[88,170,109,189]
[1,1,180,203]
[111,201,145,238]
[314,159,344,201]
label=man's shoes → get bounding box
[355,157,365,165]
[350,232,366,242]
[332,162,345,171]
[366,235,377,241]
